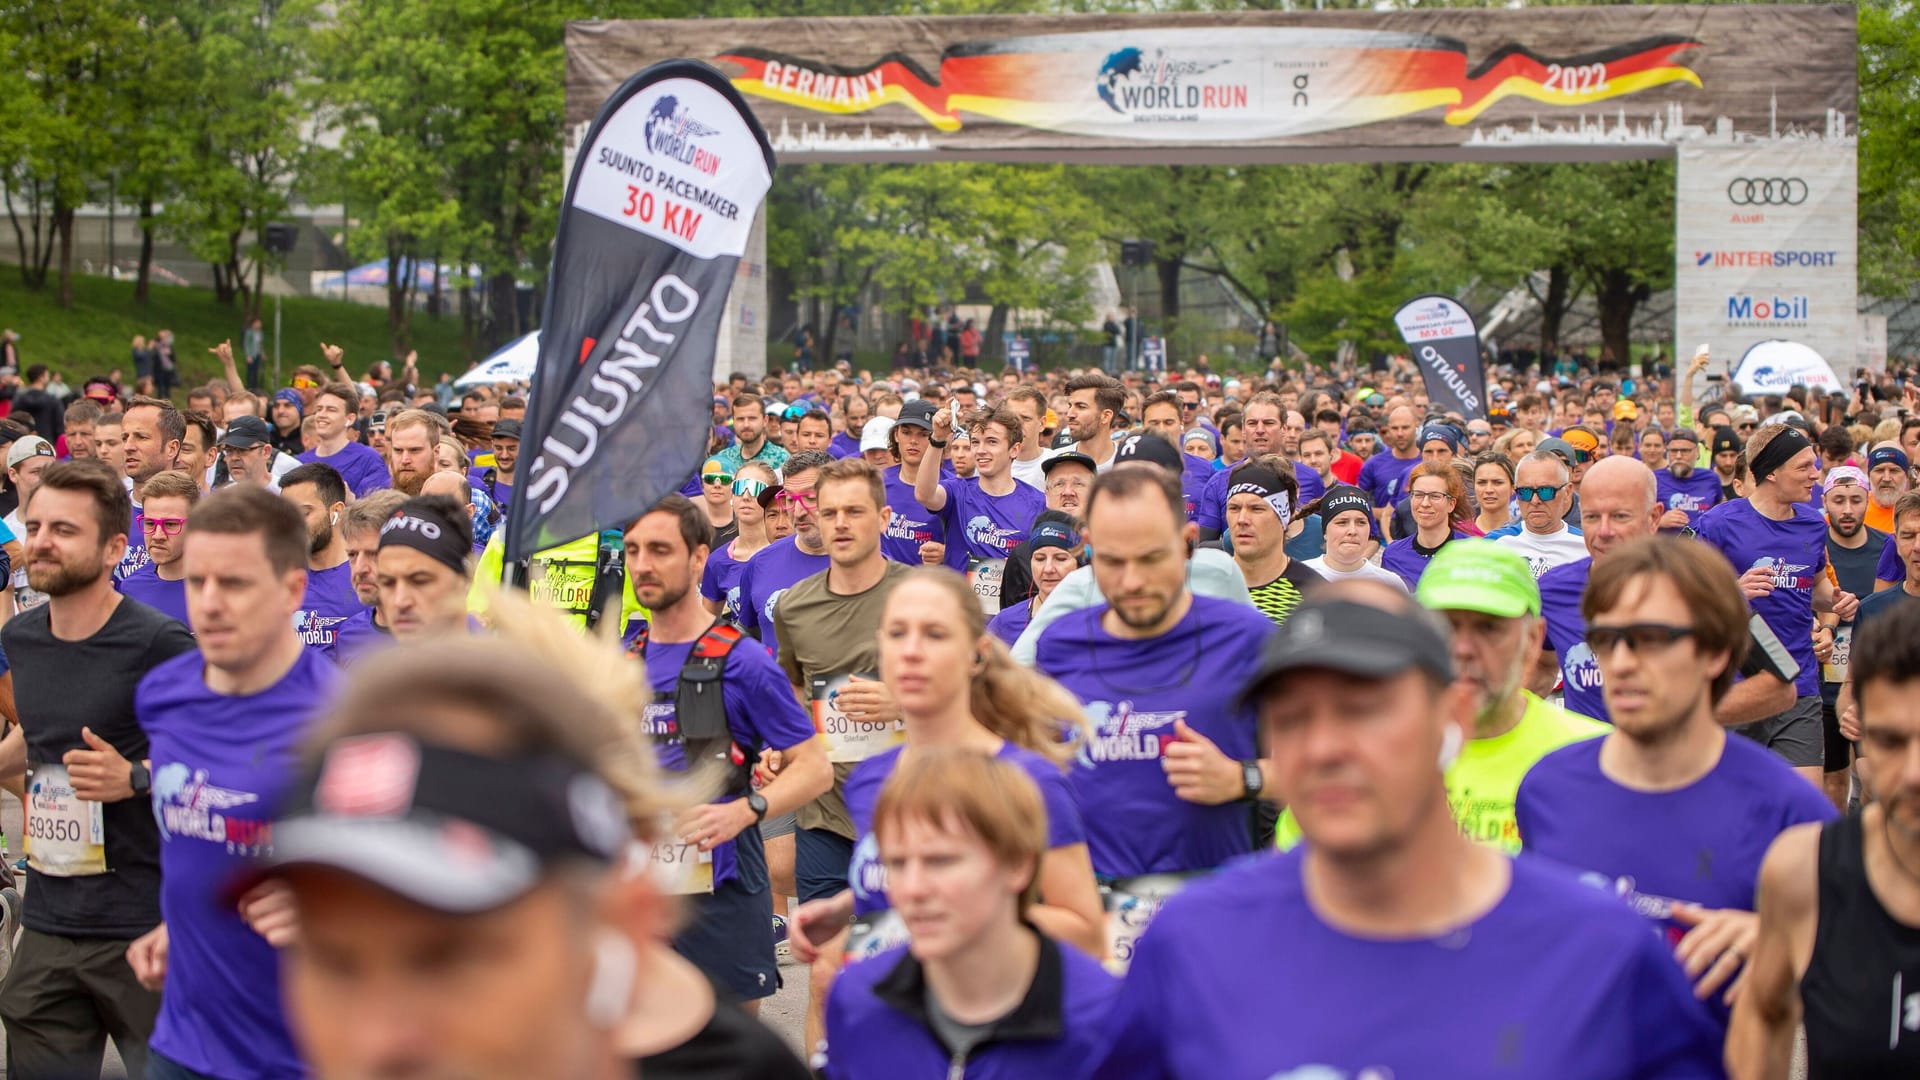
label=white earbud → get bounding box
[1438,725,1464,771]
[329,511,338,527]
[583,929,637,1031]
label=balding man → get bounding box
[1531,457,1798,730]
[1357,405,1421,535]
[421,472,486,556]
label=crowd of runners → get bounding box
[0,337,1910,1078]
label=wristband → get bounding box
[929,438,948,448]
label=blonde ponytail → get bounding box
[897,568,1087,768]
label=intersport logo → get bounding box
[1693,250,1837,269]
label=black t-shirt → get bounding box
[2,596,196,938]
[11,388,64,442]
[636,991,810,1080]
[1828,529,1888,601]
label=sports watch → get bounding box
[1240,760,1263,800]
[746,792,769,822]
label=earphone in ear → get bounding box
[583,929,638,1031]
[1437,725,1464,771]
[330,510,338,527]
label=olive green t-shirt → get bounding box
[773,560,913,839]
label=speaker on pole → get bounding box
[262,223,299,255]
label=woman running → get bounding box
[700,461,776,621]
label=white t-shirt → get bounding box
[1010,454,1048,491]
[1496,525,1589,580]
[1043,442,1117,473]
[1303,556,1409,592]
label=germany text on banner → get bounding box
[509,60,774,562]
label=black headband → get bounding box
[1227,462,1294,527]
[379,506,470,575]
[1749,426,1812,484]
[284,738,629,866]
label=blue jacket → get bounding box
[823,931,1119,1080]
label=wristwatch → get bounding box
[745,792,769,823]
[129,760,152,798]
[1240,760,1264,800]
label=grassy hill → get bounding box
[0,271,476,394]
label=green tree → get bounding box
[1859,0,1918,296]
[160,0,315,319]
[0,0,134,306]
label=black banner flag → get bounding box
[1393,295,1489,422]
[507,60,774,561]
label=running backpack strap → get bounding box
[675,622,752,795]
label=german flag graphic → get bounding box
[716,27,1700,140]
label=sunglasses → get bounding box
[85,393,116,404]
[1514,484,1565,502]
[1586,623,1696,655]
[141,516,187,537]
[1737,422,1757,431]
[702,471,734,486]
[291,377,319,390]
[731,477,768,499]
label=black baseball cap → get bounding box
[232,732,630,915]
[1711,426,1741,455]
[896,399,939,432]
[1240,598,1455,708]
[218,415,273,449]
[1041,450,1097,477]
[1112,433,1182,475]
[491,418,522,441]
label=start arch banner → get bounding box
[566,5,1855,164]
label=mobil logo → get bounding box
[1726,295,1809,323]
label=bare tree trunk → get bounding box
[54,201,75,309]
[486,269,518,351]
[135,196,155,305]
[1593,267,1648,374]
[984,303,1009,364]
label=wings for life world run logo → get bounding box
[1096,47,1246,121]
[643,95,723,177]
[965,515,1020,555]
[1083,699,1187,764]
[152,762,269,856]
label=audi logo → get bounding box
[1727,178,1809,206]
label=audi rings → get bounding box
[1727,178,1809,206]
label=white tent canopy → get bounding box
[454,331,539,389]
[1730,339,1845,396]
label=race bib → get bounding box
[1102,872,1197,975]
[810,673,904,764]
[24,763,107,877]
[967,556,1007,616]
[1822,623,1852,684]
[844,909,910,966]
[645,836,715,896]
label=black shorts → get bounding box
[795,827,853,904]
[1733,695,1824,769]
[1820,691,1853,773]
[673,873,779,1002]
